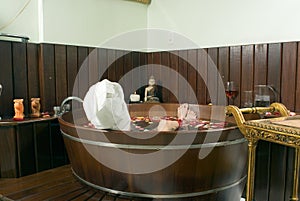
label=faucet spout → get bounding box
[60,96,83,115]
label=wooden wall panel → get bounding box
[146,52,154,76]
[12,42,29,114]
[130,51,140,101]
[254,44,268,85]
[218,47,229,83]
[88,48,99,86]
[268,144,287,201]
[152,52,161,98]
[17,124,35,176]
[123,52,133,100]
[267,43,282,102]
[77,47,89,99]
[169,51,179,103]
[115,50,124,82]
[54,45,67,105]
[197,49,208,105]
[241,45,254,107]
[1,40,300,115]
[39,44,55,112]
[35,122,51,172]
[139,52,148,99]
[66,46,78,97]
[98,48,108,80]
[0,41,14,118]
[284,148,297,201]
[0,127,17,177]
[178,50,188,103]
[295,42,300,112]
[107,49,116,82]
[1,40,300,201]
[207,48,218,104]
[229,46,241,106]
[161,51,170,103]
[281,42,297,111]
[254,141,271,201]
[27,43,40,100]
[187,50,197,104]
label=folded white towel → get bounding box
[83,79,131,130]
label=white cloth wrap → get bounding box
[83,79,131,130]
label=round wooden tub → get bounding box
[58,104,247,200]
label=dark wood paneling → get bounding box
[27,43,40,100]
[295,42,300,112]
[218,47,229,83]
[107,49,116,82]
[268,144,287,201]
[0,41,14,118]
[229,46,241,106]
[284,148,297,201]
[77,47,89,99]
[281,42,297,111]
[122,52,133,100]
[161,51,170,103]
[187,50,197,104]
[35,122,51,172]
[207,48,218,104]
[152,52,161,102]
[178,50,188,103]
[197,49,208,105]
[254,44,268,85]
[115,50,124,82]
[241,45,254,107]
[147,52,153,76]
[169,51,179,103]
[267,43,282,102]
[66,46,78,97]
[98,48,108,80]
[12,43,29,114]
[88,48,99,86]
[254,141,271,201]
[50,121,66,167]
[39,44,56,112]
[54,45,67,105]
[130,51,141,102]
[1,40,300,201]
[17,124,36,176]
[0,127,17,177]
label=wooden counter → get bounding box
[0,117,68,178]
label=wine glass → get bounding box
[225,81,238,105]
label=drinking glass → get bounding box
[242,91,253,108]
[225,81,238,105]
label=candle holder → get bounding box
[13,99,24,121]
[31,98,41,117]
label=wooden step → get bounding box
[0,165,145,201]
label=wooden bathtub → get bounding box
[58,104,247,200]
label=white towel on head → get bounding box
[83,79,131,130]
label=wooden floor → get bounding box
[0,165,147,201]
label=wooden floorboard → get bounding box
[0,165,135,201]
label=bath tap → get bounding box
[60,96,83,115]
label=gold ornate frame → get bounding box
[227,103,299,201]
